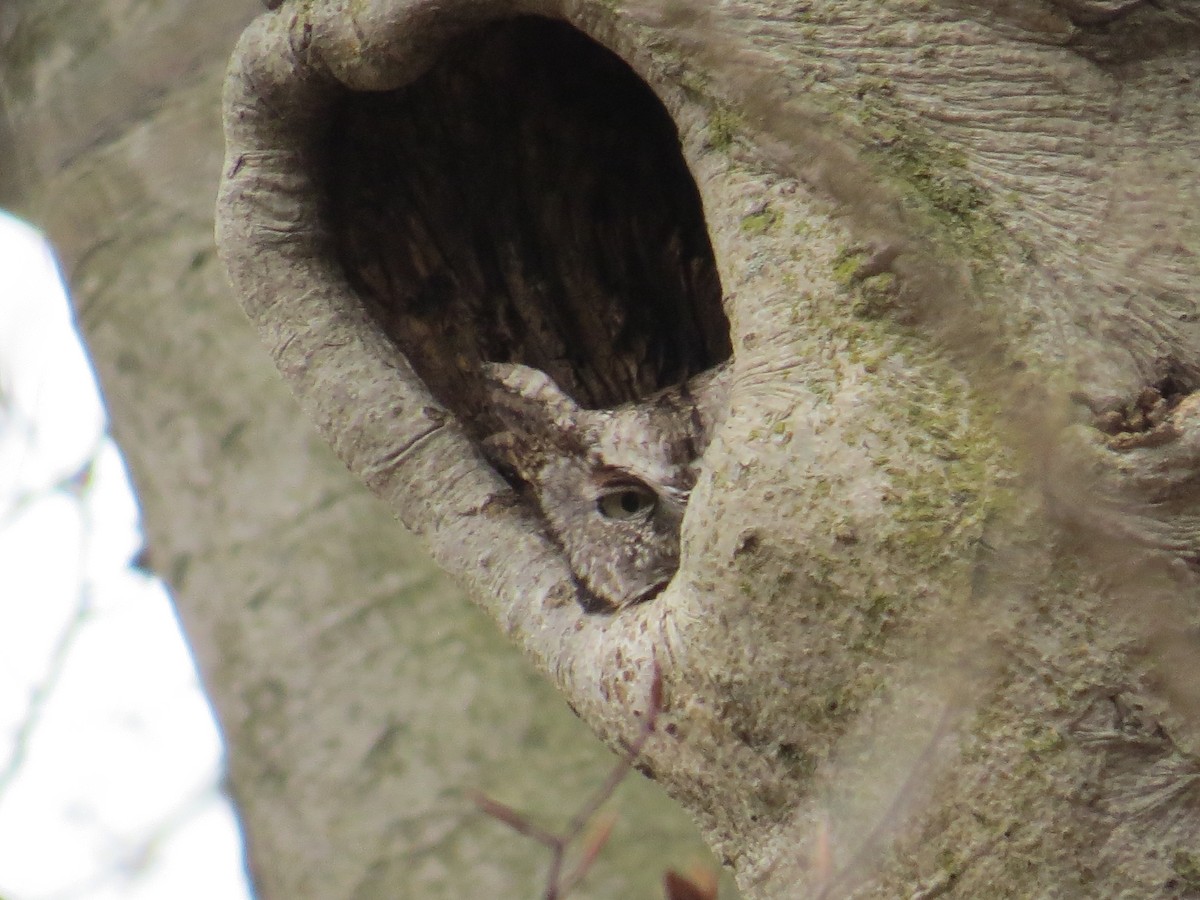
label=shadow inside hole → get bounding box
[326,15,731,435]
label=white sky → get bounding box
[0,210,253,899]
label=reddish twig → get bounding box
[474,661,667,900]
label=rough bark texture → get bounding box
[214,1,1200,896]
[0,1,731,898]
[9,0,1200,896]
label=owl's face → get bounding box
[482,362,713,609]
[534,410,698,607]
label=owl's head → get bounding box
[482,363,705,609]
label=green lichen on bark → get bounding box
[739,204,780,235]
[706,103,744,152]
[1172,850,1200,890]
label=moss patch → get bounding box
[707,104,743,152]
[852,273,900,320]
[1172,850,1200,890]
[741,204,781,236]
[831,246,868,286]
[853,86,1002,261]
[829,248,901,319]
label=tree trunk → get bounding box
[0,2,729,898]
[7,0,1200,897]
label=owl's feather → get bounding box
[482,362,728,610]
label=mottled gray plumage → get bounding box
[482,362,728,610]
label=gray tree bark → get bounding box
[6,0,1200,898]
[0,1,729,898]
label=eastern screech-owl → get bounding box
[482,363,727,610]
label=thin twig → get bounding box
[474,661,665,899]
[816,702,957,900]
[0,452,99,803]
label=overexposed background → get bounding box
[0,210,252,899]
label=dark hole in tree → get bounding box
[326,15,730,434]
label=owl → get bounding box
[481,362,728,610]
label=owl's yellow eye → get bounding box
[597,485,657,520]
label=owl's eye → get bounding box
[597,484,657,520]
